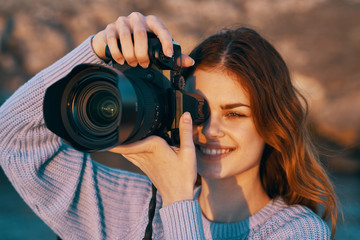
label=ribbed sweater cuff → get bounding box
[160,200,205,240]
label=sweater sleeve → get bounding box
[160,200,206,239]
[0,37,155,239]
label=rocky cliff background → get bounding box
[0,0,359,239]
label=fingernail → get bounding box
[127,61,138,67]
[140,62,149,68]
[190,59,195,66]
[182,112,191,123]
[166,49,173,57]
[116,58,125,65]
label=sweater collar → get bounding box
[194,186,286,238]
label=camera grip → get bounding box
[104,33,180,71]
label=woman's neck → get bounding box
[198,171,270,223]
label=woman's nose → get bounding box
[200,115,225,138]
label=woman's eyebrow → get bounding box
[221,103,250,109]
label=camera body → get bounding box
[43,33,209,152]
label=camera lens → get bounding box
[73,80,121,137]
[58,65,145,151]
[50,64,173,151]
[87,90,119,126]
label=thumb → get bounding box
[179,112,195,152]
[178,112,197,185]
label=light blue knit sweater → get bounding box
[0,37,330,239]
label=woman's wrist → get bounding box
[162,191,194,207]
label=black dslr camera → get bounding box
[43,33,209,152]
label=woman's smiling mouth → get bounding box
[196,145,234,156]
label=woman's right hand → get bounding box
[92,12,194,68]
[109,112,197,207]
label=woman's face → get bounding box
[186,68,265,180]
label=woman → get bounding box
[0,12,338,239]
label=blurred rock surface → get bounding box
[0,0,359,172]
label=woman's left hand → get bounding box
[109,112,197,207]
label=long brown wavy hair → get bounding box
[183,27,339,238]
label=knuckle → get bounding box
[117,16,126,22]
[105,23,114,30]
[182,142,195,151]
[106,35,117,43]
[149,136,166,148]
[181,147,195,154]
[105,23,116,35]
[181,126,193,134]
[149,136,162,144]
[134,29,147,39]
[146,14,158,23]
[129,12,143,20]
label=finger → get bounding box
[116,16,137,67]
[109,139,150,155]
[108,136,165,155]
[105,23,125,64]
[133,30,149,68]
[145,15,173,57]
[92,30,107,60]
[179,112,195,151]
[177,54,195,67]
[129,13,150,68]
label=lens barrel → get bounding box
[59,64,139,151]
[45,64,172,152]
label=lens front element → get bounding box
[87,90,119,127]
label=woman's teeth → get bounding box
[198,146,232,155]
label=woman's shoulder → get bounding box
[251,197,330,239]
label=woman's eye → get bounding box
[225,112,245,119]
